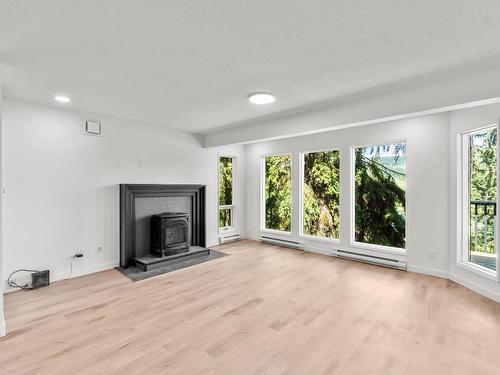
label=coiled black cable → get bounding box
[7,269,39,290]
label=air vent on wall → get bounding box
[83,119,102,136]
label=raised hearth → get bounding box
[134,246,210,272]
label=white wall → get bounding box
[0,85,5,336]
[2,98,245,290]
[4,96,500,306]
[449,103,500,301]
[245,113,451,277]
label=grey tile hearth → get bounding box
[134,246,210,272]
[116,249,227,282]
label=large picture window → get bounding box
[219,156,235,232]
[353,142,406,249]
[264,154,292,232]
[302,150,340,239]
[461,126,497,273]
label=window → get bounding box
[461,126,497,274]
[353,142,406,250]
[301,150,340,239]
[263,154,292,232]
[219,156,235,232]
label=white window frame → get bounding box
[456,124,499,281]
[299,148,341,244]
[260,153,293,236]
[218,155,237,234]
[350,140,408,255]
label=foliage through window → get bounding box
[354,143,406,249]
[219,156,234,230]
[465,127,497,271]
[264,154,292,232]
[302,150,340,239]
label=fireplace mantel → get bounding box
[119,184,206,268]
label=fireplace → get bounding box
[151,212,189,256]
[120,184,206,268]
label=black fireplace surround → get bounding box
[120,184,206,268]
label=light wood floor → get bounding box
[1,240,500,375]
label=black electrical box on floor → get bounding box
[31,270,50,289]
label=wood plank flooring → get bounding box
[1,240,499,374]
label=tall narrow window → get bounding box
[264,154,292,232]
[302,150,340,239]
[463,126,497,272]
[219,156,235,231]
[353,142,406,249]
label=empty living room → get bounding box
[1,1,500,374]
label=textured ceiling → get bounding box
[1,0,500,133]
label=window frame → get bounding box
[260,152,293,236]
[299,148,341,244]
[456,124,499,281]
[350,139,408,255]
[218,155,237,234]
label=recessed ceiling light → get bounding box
[54,95,70,103]
[248,92,275,105]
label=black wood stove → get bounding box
[151,212,189,257]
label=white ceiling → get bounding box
[1,0,500,134]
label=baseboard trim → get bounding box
[0,315,5,337]
[53,261,119,281]
[406,265,449,279]
[4,261,119,294]
[449,273,500,303]
[243,234,260,242]
[304,246,332,257]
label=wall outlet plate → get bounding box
[31,270,50,289]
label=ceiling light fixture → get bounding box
[54,95,71,103]
[248,92,275,105]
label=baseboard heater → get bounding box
[334,249,407,270]
[260,236,304,249]
[219,233,242,244]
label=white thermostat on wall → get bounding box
[83,119,102,136]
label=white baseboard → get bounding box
[243,234,260,242]
[304,246,332,257]
[407,265,449,279]
[0,314,7,337]
[449,273,500,303]
[0,315,5,337]
[4,261,119,294]
[244,234,331,257]
[52,261,119,282]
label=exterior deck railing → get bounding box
[470,200,496,254]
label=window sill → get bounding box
[350,241,408,256]
[455,261,497,282]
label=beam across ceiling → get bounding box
[203,66,500,147]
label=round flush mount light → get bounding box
[248,92,275,105]
[54,95,71,103]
